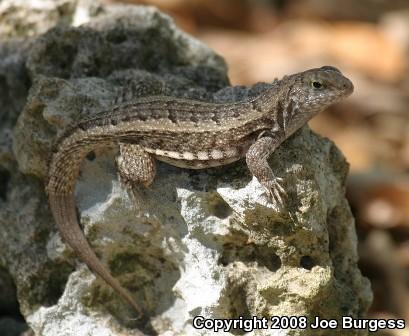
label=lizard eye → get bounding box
[311,81,323,89]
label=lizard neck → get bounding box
[251,76,318,140]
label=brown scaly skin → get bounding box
[46,66,354,315]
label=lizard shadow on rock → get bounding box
[185,159,253,193]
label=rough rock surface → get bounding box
[0,3,372,336]
[0,0,104,39]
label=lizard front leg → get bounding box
[116,143,156,206]
[246,135,286,207]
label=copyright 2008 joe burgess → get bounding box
[192,315,405,333]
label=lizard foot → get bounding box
[118,175,147,209]
[128,185,148,210]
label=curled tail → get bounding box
[49,193,142,316]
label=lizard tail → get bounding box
[48,192,143,316]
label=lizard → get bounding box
[46,65,354,316]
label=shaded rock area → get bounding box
[0,1,371,336]
[0,267,28,336]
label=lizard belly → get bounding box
[146,145,249,169]
[155,155,241,169]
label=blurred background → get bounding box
[108,0,409,334]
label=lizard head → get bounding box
[274,66,353,135]
[291,65,354,113]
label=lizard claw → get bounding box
[264,177,287,208]
[273,177,286,194]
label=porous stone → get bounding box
[0,0,104,39]
[2,3,372,336]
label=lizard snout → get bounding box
[340,76,354,96]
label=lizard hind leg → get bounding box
[116,143,156,207]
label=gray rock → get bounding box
[0,317,28,336]
[0,267,19,315]
[0,0,104,39]
[2,2,372,336]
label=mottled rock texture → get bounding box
[1,2,372,336]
